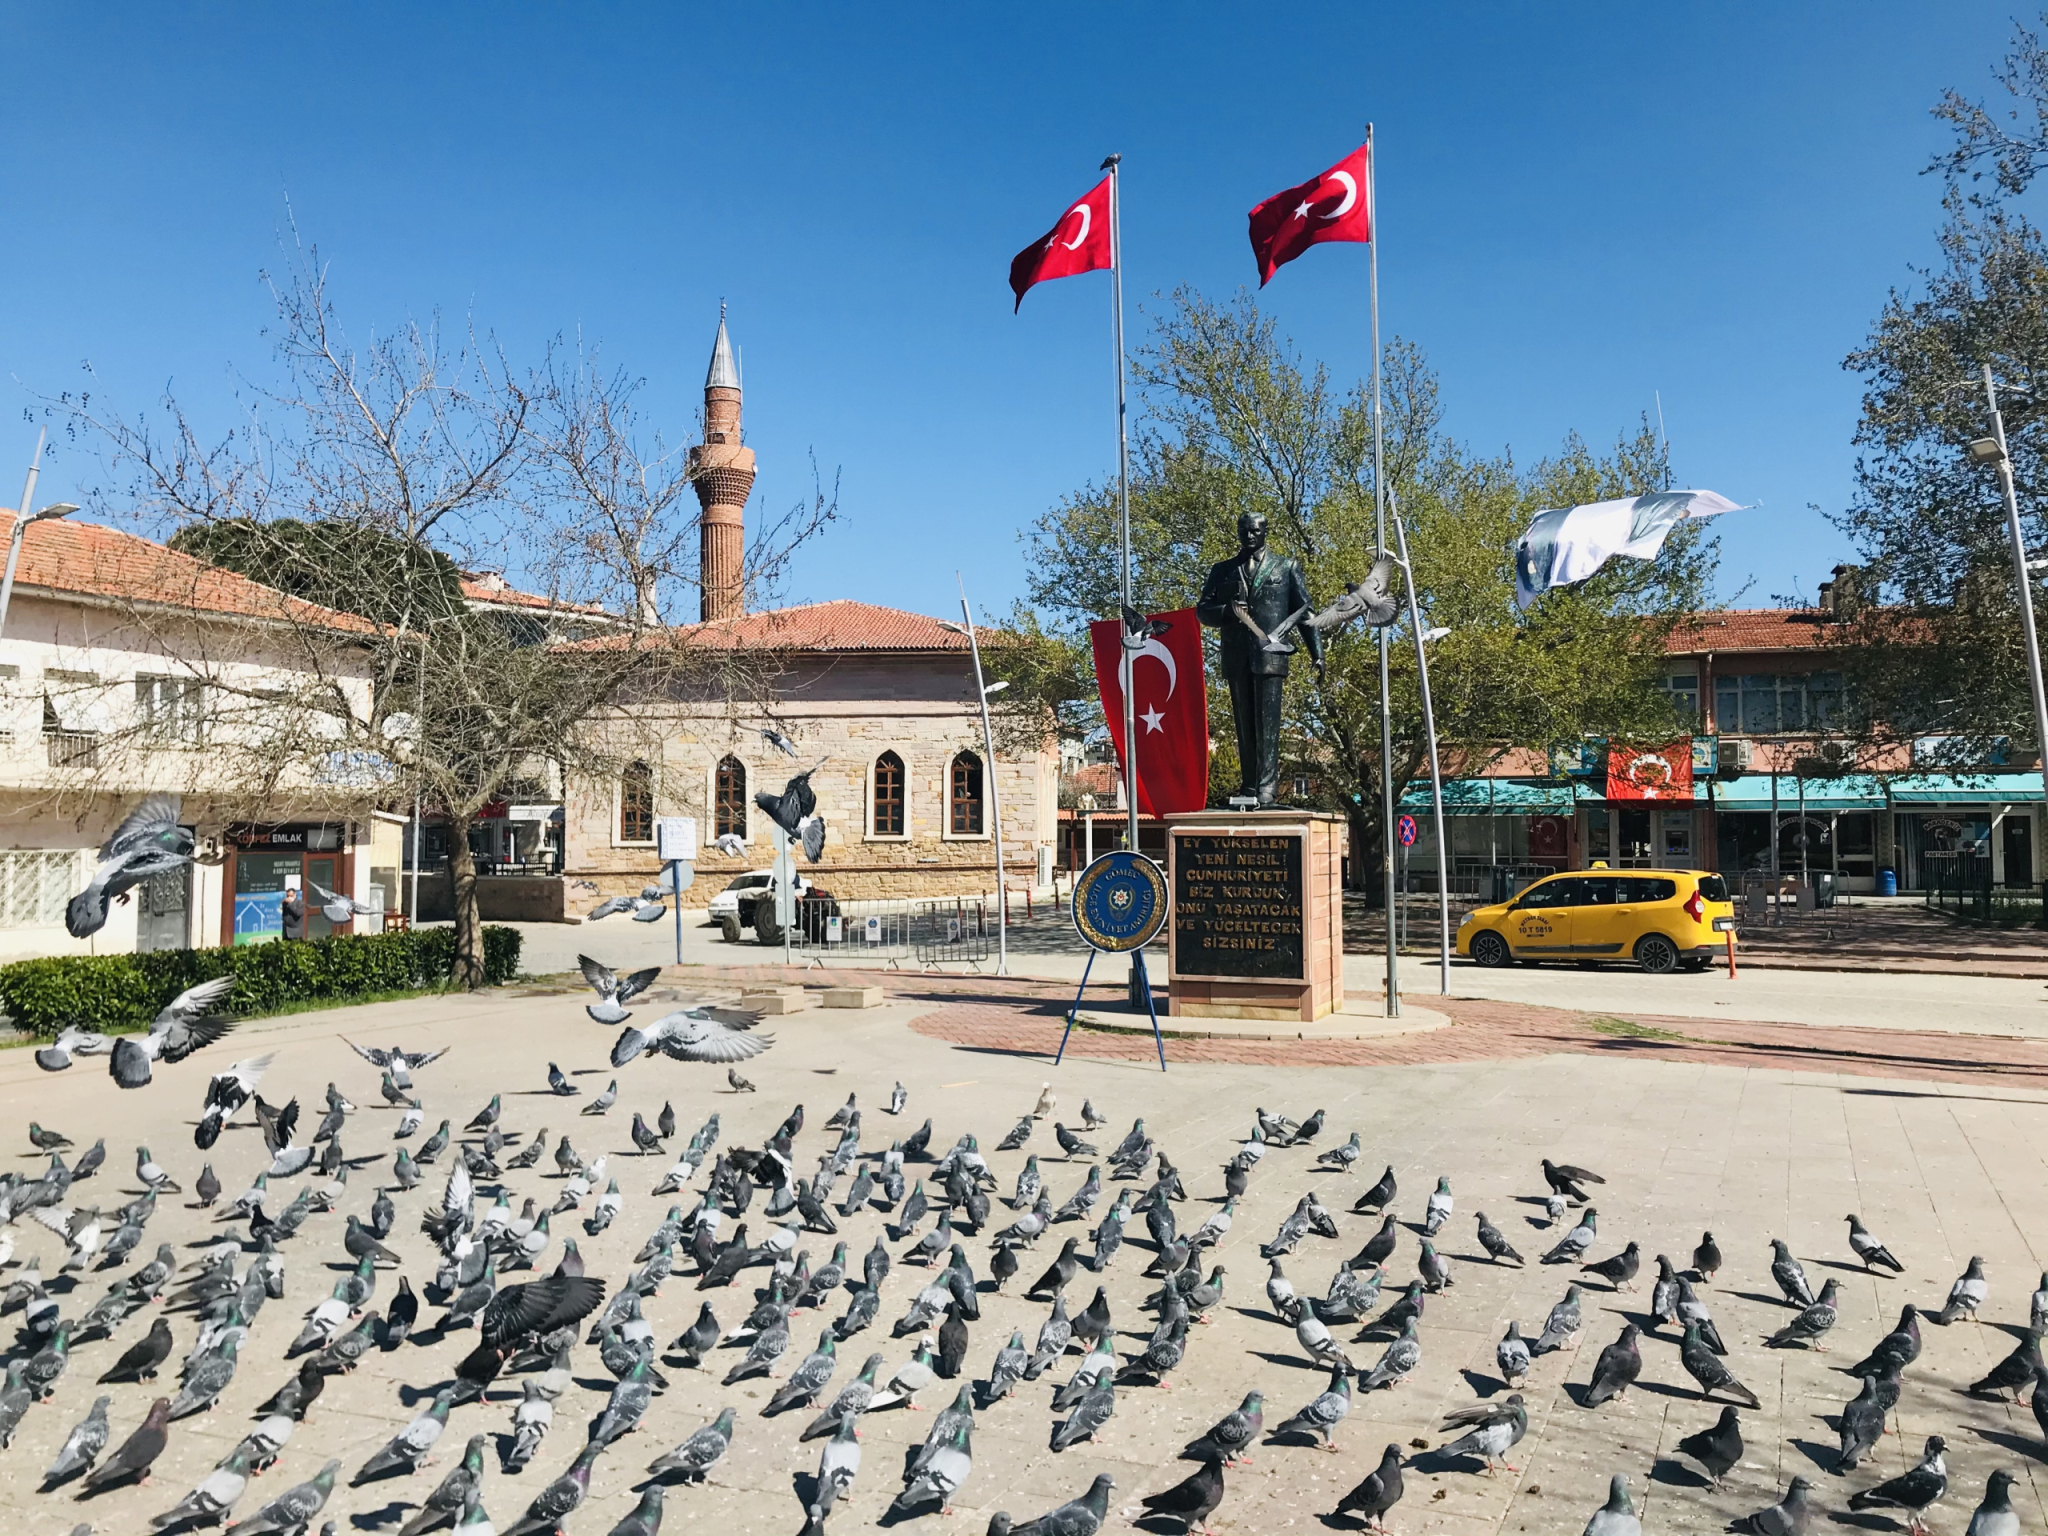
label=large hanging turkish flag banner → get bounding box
[1606,742,1695,801]
[1088,608,1209,816]
[1010,176,1114,310]
[1247,142,1373,285]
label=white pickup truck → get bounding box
[708,868,832,945]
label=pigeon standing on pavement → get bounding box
[1847,1214,1905,1273]
[1936,1257,1988,1325]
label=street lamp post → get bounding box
[3,430,79,637]
[942,592,1010,977]
[1967,365,2048,831]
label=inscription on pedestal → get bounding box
[1171,832,1305,980]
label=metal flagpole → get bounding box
[1106,151,1150,1009]
[1390,498,1452,993]
[1979,364,2048,820]
[1367,123,1399,1016]
[958,574,1009,976]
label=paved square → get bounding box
[0,980,2042,1536]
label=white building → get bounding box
[0,510,389,961]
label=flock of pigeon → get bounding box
[0,948,2039,1536]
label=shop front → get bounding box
[1707,774,1886,893]
[225,823,354,945]
[1397,778,1585,898]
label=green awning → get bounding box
[1884,771,2046,804]
[1399,778,1579,815]
[1705,771,2044,808]
[1707,774,1887,810]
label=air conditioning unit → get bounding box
[1715,738,1752,778]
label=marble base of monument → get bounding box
[1164,809,1344,1022]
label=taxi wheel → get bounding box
[1634,934,1679,974]
[1469,931,1511,968]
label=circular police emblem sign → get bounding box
[1072,850,1168,954]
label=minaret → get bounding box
[690,306,755,621]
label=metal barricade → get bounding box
[912,896,993,970]
[787,898,915,969]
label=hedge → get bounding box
[0,926,523,1038]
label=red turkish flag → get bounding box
[1088,607,1209,816]
[1247,143,1372,286]
[1010,176,1113,311]
[1605,742,1695,802]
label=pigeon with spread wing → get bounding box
[68,795,195,939]
[579,955,663,1025]
[111,978,237,1089]
[613,1006,772,1067]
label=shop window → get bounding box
[619,761,653,844]
[714,756,747,841]
[950,752,985,836]
[872,752,905,836]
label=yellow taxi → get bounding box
[1457,868,1736,973]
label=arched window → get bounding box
[714,755,747,840]
[950,751,984,836]
[619,761,653,843]
[873,751,905,836]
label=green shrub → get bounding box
[0,926,523,1037]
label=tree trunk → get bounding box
[1346,804,1375,894]
[446,815,487,989]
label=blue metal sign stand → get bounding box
[1057,850,1169,1071]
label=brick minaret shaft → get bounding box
[691,307,754,622]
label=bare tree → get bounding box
[45,234,833,984]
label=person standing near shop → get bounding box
[280,884,306,942]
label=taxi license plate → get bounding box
[1712,916,1736,932]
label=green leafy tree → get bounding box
[1011,288,1713,890]
[1828,14,2048,765]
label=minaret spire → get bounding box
[690,305,755,622]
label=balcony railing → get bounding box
[44,730,100,769]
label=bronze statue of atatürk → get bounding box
[1196,512,1322,806]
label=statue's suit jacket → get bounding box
[1196,549,1322,677]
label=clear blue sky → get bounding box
[0,4,2025,620]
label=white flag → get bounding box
[1514,489,1739,610]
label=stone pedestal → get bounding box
[1165,810,1344,1022]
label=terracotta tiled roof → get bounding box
[460,571,614,617]
[0,511,377,634]
[1666,608,1845,655]
[1068,763,1120,797]
[663,599,972,653]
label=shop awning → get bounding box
[1884,771,2046,804]
[1704,771,2045,808]
[1399,778,1580,815]
[1707,774,1888,810]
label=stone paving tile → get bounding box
[0,987,2043,1535]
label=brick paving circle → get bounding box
[908,992,2048,1086]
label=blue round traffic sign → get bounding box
[1072,850,1168,954]
[1397,814,1418,847]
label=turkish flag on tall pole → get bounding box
[1013,156,1142,863]
[1251,129,1410,1011]
[1246,141,1373,285]
[1009,176,1113,310]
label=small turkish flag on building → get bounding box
[1247,143,1372,286]
[1088,607,1209,816]
[1010,176,1113,311]
[1605,742,1695,802]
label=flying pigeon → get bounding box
[613,1006,772,1065]
[68,794,195,938]
[759,725,801,757]
[1302,554,1401,636]
[755,759,829,862]
[578,954,663,1024]
[111,977,237,1088]
[307,878,375,925]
